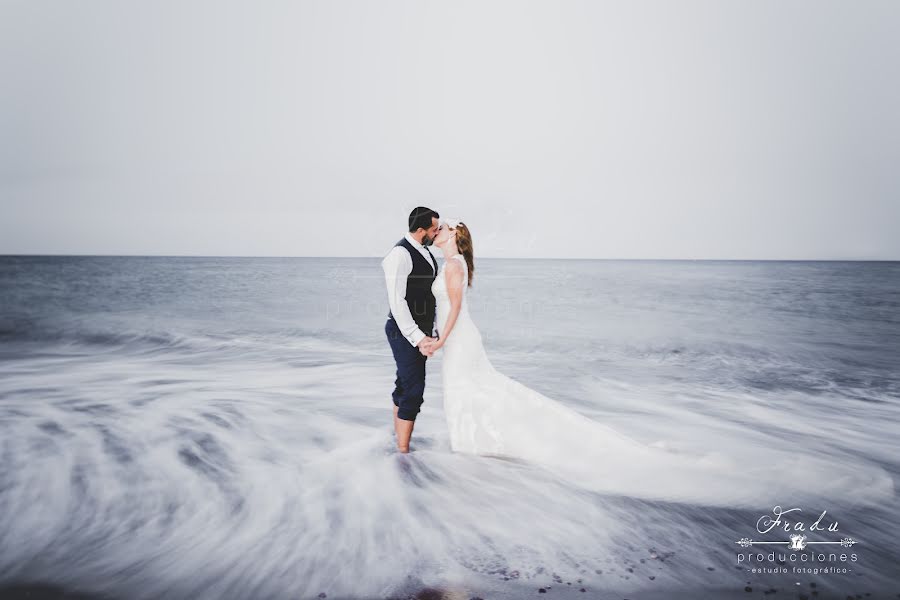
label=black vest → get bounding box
[387,237,438,335]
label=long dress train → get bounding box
[431,254,893,508]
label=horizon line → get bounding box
[1,253,898,262]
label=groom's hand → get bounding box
[417,336,436,356]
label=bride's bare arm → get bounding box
[435,259,465,348]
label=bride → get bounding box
[420,217,895,509]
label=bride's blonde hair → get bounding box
[453,223,474,287]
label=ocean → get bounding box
[0,256,898,600]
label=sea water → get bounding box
[0,256,898,599]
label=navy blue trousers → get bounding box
[385,317,428,421]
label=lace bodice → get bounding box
[431,254,469,336]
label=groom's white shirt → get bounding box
[382,232,437,347]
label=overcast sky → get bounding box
[1,0,898,259]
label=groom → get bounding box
[381,206,441,453]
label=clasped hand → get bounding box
[418,336,443,357]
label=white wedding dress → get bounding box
[430,254,895,508]
[433,254,664,465]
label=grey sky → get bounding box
[2,0,898,259]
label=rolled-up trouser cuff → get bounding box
[397,406,420,421]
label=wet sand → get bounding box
[2,579,893,600]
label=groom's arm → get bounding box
[381,247,427,347]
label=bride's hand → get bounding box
[429,339,444,354]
